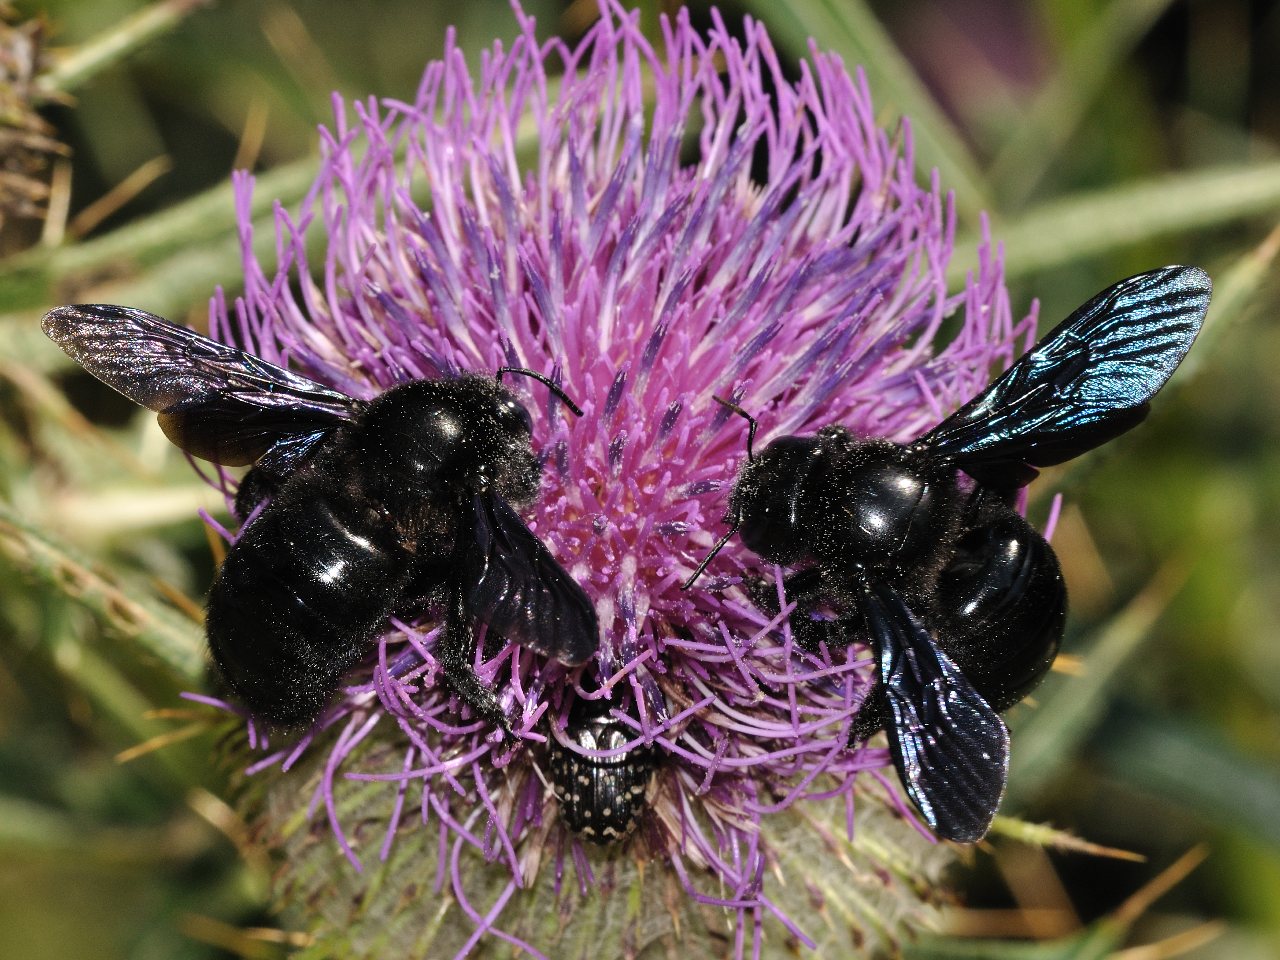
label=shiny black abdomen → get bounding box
[207,473,412,726]
[935,501,1066,710]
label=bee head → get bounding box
[731,435,823,565]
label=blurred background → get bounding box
[2,0,1279,957]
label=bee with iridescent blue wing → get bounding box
[686,266,1212,841]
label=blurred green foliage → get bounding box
[3,0,1280,957]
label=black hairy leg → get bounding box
[438,584,514,736]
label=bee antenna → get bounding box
[681,520,740,591]
[497,367,584,417]
[713,396,757,460]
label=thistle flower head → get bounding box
[204,1,1032,954]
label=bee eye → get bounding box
[500,398,533,436]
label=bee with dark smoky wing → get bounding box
[43,304,599,730]
[685,266,1212,842]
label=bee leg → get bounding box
[847,683,887,745]
[233,431,334,521]
[394,562,450,614]
[233,465,279,520]
[791,599,888,746]
[746,568,818,619]
[960,481,1022,520]
[747,569,884,742]
[438,585,513,736]
[748,568,848,652]
[828,595,889,746]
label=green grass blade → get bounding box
[951,161,1280,283]
[1096,705,1280,847]
[0,501,205,682]
[989,0,1176,205]
[35,0,213,99]
[906,924,1122,960]
[0,794,211,863]
[1177,220,1280,381]
[0,152,320,314]
[0,154,321,373]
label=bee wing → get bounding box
[42,304,359,466]
[861,581,1009,843]
[460,494,599,667]
[921,266,1210,487]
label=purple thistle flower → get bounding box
[204,1,1032,954]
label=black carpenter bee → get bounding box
[548,699,657,844]
[684,266,1211,842]
[42,304,599,730]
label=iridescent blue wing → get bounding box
[920,267,1211,488]
[43,304,359,466]
[861,581,1009,843]
[460,494,599,666]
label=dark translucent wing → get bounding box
[155,402,350,467]
[861,581,1009,842]
[921,267,1211,487]
[42,304,358,465]
[460,494,599,666]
